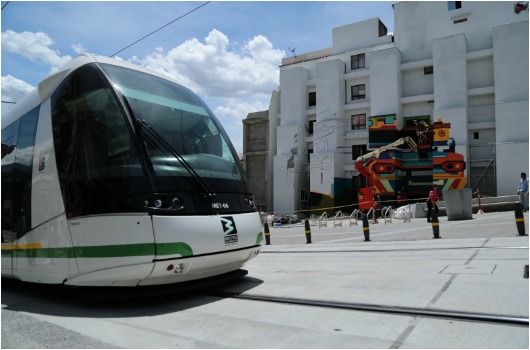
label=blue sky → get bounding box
[1,1,395,153]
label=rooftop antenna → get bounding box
[288,46,297,58]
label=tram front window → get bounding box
[101,64,246,190]
[51,63,248,218]
[52,64,150,217]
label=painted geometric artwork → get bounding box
[355,115,467,209]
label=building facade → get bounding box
[260,1,528,214]
[242,91,279,212]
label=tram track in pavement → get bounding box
[207,290,529,327]
[259,245,528,254]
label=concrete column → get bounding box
[492,20,529,196]
[369,47,402,125]
[433,34,469,177]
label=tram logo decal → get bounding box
[38,151,47,172]
[221,216,238,245]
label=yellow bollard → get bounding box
[304,219,312,244]
[362,214,371,241]
[431,212,441,239]
[515,202,526,236]
[264,222,271,245]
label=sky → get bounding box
[1,1,395,153]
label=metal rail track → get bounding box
[212,291,529,326]
[260,246,528,254]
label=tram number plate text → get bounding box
[212,203,229,209]
[224,235,238,244]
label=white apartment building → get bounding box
[262,1,528,214]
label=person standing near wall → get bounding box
[426,184,439,222]
[517,172,529,212]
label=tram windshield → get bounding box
[100,64,245,186]
[50,63,250,217]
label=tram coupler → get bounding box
[264,222,271,245]
[362,214,371,241]
[304,219,312,244]
[515,202,526,236]
[431,212,441,239]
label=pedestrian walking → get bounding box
[517,172,529,212]
[426,184,439,222]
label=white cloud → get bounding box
[214,98,269,122]
[131,29,284,99]
[1,75,35,115]
[71,43,88,55]
[1,30,72,71]
[128,29,283,153]
[1,75,35,103]
[1,28,281,153]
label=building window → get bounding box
[424,66,433,75]
[308,92,316,107]
[474,132,479,140]
[351,114,367,130]
[448,1,461,10]
[308,120,315,135]
[352,144,367,160]
[351,54,365,70]
[351,84,366,100]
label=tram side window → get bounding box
[1,108,39,242]
[2,120,20,243]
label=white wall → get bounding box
[492,20,529,195]
[332,18,393,55]
[279,67,308,126]
[394,2,529,62]
[433,34,467,110]
[402,67,434,98]
[370,47,402,117]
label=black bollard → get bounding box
[304,219,312,244]
[362,214,371,241]
[264,222,271,245]
[431,212,441,239]
[515,202,526,236]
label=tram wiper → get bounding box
[135,119,216,201]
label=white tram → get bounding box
[1,53,263,286]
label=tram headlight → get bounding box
[172,197,182,208]
[174,263,185,273]
[154,199,163,208]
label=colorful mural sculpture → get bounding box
[355,115,467,209]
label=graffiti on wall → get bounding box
[309,114,467,212]
[356,115,467,208]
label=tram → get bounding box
[1,53,263,286]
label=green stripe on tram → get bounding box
[256,232,264,245]
[1,242,194,259]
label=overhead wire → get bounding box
[110,1,211,57]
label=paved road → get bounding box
[2,211,528,348]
